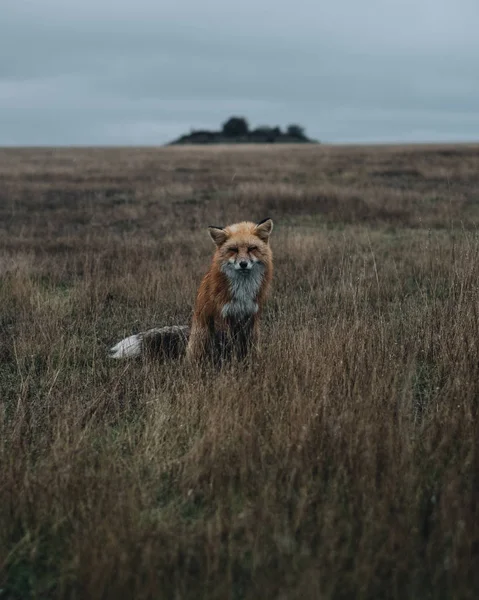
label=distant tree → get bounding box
[287,124,306,139]
[222,117,249,138]
[168,118,316,145]
[253,126,282,142]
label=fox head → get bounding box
[208,218,273,273]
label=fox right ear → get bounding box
[208,226,228,246]
[254,217,273,242]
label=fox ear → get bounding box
[254,217,273,242]
[208,226,228,246]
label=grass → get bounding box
[1,143,479,599]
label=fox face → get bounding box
[222,243,260,272]
[208,218,273,272]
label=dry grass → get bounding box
[2,144,479,599]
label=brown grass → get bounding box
[1,144,479,599]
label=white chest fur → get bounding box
[221,264,264,321]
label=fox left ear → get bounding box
[254,217,273,242]
[208,225,228,246]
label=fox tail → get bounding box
[109,325,190,360]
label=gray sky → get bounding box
[1,0,478,145]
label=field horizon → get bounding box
[2,141,479,150]
[1,143,479,599]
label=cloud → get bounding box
[0,0,478,144]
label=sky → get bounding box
[1,0,478,146]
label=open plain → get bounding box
[2,144,479,599]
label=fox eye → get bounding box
[228,247,238,253]
[248,246,258,252]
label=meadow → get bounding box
[1,143,479,599]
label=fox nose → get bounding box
[239,260,248,269]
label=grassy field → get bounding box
[1,143,479,599]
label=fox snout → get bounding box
[232,257,254,271]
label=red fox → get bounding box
[186,218,273,363]
[109,218,273,364]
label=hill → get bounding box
[168,116,318,145]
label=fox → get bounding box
[108,218,273,363]
[186,217,273,363]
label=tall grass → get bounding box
[1,144,479,599]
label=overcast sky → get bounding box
[1,0,478,145]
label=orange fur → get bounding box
[186,218,273,363]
